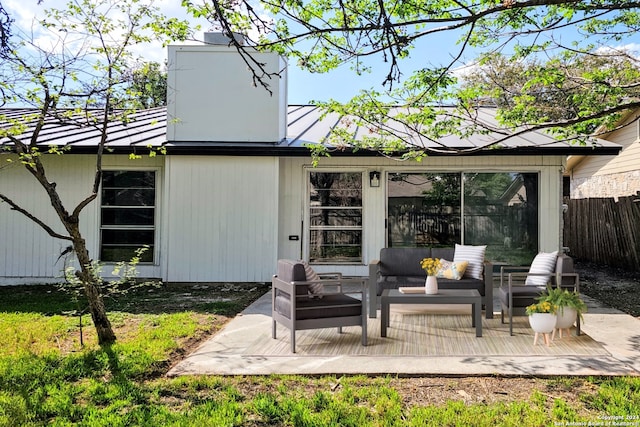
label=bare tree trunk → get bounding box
[70,226,116,345]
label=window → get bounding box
[100,171,156,263]
[387,173,461,247]
[387,172,539,264]
[463,173,538,265]
[308,172,362,263]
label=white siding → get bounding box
[164,156,279,282]
[1,151,566,284]
[0,155,163,283]
[278,155,566,277]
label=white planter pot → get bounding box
[555,307,577,330]
[528,313,557,334]
[425,276,438,294]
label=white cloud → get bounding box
[6,0,210,65]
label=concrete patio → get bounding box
[168,290,640,377]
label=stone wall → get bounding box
[571,170,640,199]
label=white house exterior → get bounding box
[567,110,640,199]
[0,36,622,285]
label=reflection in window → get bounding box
[387,173,461,247]
[100,171,155,262]
[387,172,539,264]
[309,172,362,263]
[464,173,538,265]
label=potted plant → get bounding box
[420,257,441,294]
[526,300,557,345]
[541,286,587,336]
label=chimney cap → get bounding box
[203,32,246,46]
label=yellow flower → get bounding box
[526,301,558,315]
[420,257,441,276]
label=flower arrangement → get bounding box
[525,300,557,315]
[420,257,441,276]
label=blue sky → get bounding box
[3,0,477,105]
[5,0,639,105]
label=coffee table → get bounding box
[380,288,482,337]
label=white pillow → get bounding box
[525,251,558,286]
[453,244,486,280]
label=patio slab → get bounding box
[167,292,640,377]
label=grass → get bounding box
[0,283,638,426]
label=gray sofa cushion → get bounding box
[431,247,455,261]
[379,247,432,276]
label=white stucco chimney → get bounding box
[166,33,288,143]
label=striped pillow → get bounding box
[453,244,486,280]
[525,251,558,286]
[299,260,324,297]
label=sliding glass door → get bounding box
[387,172,539,264]
[387,173,461,247]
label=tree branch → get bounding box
[0,193,73,241]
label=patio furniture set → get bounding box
[271,245,581,352]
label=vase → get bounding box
[425,275,438,294]
[528,313,557,346]
[555,307,577,338]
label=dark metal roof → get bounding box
[0,106,622,156]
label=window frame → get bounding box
[99,168,160,264]
[304,169,364,265]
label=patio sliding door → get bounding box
[387,172,539,265]
[387,173,461,248]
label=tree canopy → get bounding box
[185,0,640,156]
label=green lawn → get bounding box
[0,283,637,426]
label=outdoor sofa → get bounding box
[368,245,494,319]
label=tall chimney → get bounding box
[166,33,287,143]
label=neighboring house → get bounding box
[566,109,640,199]
[0,34,622,285]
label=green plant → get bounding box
[59,246,161,346]
[539,287,587,320]
[525,301,557,315]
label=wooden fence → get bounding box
[563,195,640,271]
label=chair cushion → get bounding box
[552,254,576,287]
[525,251,558,286]
[498,285,545,308]
[277,259,309,296]
[453,244,486,279]
[275,293,362,320]
[436,259,468,280]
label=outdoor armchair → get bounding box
[498,253,581,336]
[272,259,368,353]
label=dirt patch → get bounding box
[576,261,640,318]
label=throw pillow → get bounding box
[453,244,486,279]
[299,260,324,297]
[525,251,558,286]
[436,259,469,280]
